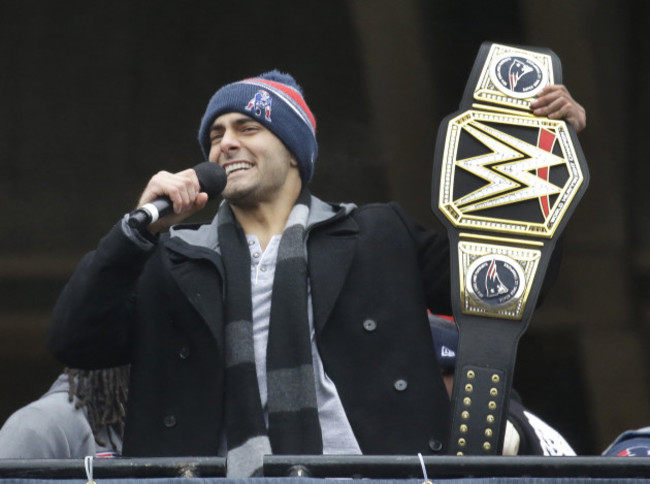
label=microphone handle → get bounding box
[127,197,172,229]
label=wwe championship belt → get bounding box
[431,42,589,455]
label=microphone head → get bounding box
[193,161,227,199]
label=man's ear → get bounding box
[290,157,298,167]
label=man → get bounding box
[48,71,585,476]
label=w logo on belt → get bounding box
[436,110,584,239]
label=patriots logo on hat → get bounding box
[246,89,273,121]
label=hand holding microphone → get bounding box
[128,162,227,233]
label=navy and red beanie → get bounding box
[198,70,318,185]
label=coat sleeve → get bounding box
[387,202,453,316]
[47,219,157,369]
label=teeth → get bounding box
[225,162,252,176]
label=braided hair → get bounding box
[63,366,130,450]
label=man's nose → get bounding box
[220,129,240,153]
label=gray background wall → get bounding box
[0,0,648,455]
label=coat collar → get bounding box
[162,195,359,335]
[166,195,357,250]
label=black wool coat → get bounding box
[48,197,453,457]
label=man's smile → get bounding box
[223,161,254,177]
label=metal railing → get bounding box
[1,455,650,480]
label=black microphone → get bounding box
[127,162,227,229]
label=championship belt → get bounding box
[430,42,589,455]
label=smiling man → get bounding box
[48,71,586,476]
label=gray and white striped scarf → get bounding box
[217,189,322,477]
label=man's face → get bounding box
[208,112,300,205]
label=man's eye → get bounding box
[210,134,223,143]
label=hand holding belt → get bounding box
[430,42,589,455]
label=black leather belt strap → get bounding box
[430,42,589,455]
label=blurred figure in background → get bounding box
[0,366,129,458]
[602,427,650,457]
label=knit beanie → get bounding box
[198,70,318,185]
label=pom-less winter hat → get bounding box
[198,70,318,185]
[603,427,650,457]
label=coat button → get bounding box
[394,379,408,391]
[429,438,443,452]
[163,414,177,428]
[363,319,377,332]
[178,346,190,359]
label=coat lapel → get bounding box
[308,217,359,335]
[164,237,225,349]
